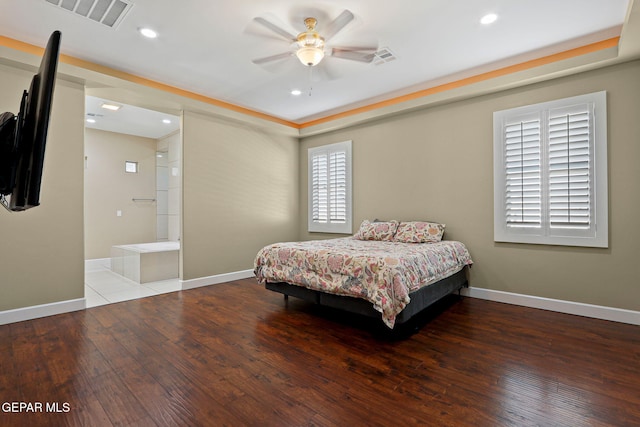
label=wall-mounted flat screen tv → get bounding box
[0,30,61,212]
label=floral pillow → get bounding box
[353,220,399,241]
[393,221,445,243]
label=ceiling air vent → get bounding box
[44,0,133,28]
[372,47,397,66]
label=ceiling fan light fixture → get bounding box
[296,17,325,66]
[296,46,325,66]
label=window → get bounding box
[125,161,138,173]
[494,91,608,248]
[308,140,352,233]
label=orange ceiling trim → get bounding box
[298,36,620,129]
[1,35,620,131]
[0,35,44,56]
[0,35,300,129]
[61,55,301,128]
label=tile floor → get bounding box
[85,259,181,308]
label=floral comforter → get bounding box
[253,238,473,328]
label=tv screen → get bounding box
[0,30,61,211]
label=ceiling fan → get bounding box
[251,10,377,69]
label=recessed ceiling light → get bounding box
[291,89,302,96]
[101,102,122,111]
[162,119,172,124]
[139,28,158,39]
[86,118,96,123]
[480,13,498,25]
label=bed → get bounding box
[254,220,473,329]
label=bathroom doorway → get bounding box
[83,96,181,307]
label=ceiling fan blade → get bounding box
[323,10,354,41]
[253,17,297,42]
[331,45,378,53]
[313,61,342,81]
[330,47,376,63]
[252,51,293,65]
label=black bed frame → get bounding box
[265,266,469,326]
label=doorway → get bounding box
[83,96,181,307]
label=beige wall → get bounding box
[300,60,640,312]
[0,64,85,311]
[181,112,299,280]
[84,128,158,259]
[2,49,637,316]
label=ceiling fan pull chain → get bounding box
[308,65,313,96]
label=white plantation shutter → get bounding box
[308,141,352,233]
[494,91,608,248]
[311,153,328,223]
[504,118,542,228]
[328,150,347,223]
[548,108,591,229]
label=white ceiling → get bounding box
[0,0,634,135]
[85,95,179,138]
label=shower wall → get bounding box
[157,131,181,241]
[156,151,169,240]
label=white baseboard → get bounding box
[85,258,111,272]
[0,298,86,326]
[181,269,255,291]
[461,287,640,326]
[5,277,635,327]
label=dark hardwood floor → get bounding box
[1,278,639,426]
